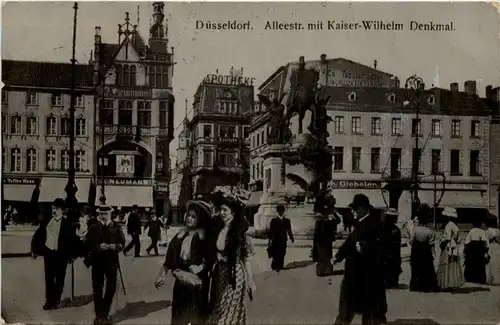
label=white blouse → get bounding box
[179,232,196,261]
[465,228,490,248]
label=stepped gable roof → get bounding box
[321,86,491,116]
[2,59,93,89]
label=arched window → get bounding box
[130,65,137,86]
[123,65,130,86]
[115,65,122,86]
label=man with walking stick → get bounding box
[85,204,126,325]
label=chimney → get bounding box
[450,82,459,92]
[493,87,500,101]
[94,26,102,45]
[320,54,327,63]
[373,60,378,70]
[486,85,493,100]
[464,80,476,95]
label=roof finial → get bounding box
[137,5,140,26]
[185,99,188,118]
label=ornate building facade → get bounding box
[91,2,175,214]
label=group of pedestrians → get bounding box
[154,190,256,325]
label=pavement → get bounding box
[2,225,500,325]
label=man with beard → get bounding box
[332,194,387,325]
[86,205,126,325]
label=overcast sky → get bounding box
[2,2,499,159]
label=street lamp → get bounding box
[404,75,425,220]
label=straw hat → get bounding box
[186,200,212,219]
[442,206,458,218]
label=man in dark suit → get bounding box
[268,204,294,272]
[86,204,126,325]
[123,204,141,257]
[31,198,77,310]
[332,194,388,325]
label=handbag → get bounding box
[172,269,202,287]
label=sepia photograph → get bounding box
[1,1,499,325]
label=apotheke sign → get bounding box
[204,74,256,86]
[331,180,381,189]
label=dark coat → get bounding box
[146,219,163,239]
[31,216,77,258]
[312,218,338,262]
[127,212,142,235]
[334,213,387,316]
[85,221,126,266]
[268,216,294,257]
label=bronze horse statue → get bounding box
[257,92,291,145]
[285,57,320,134]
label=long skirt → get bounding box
[315,242,334,277]
[464,241,489,284]
[437,248,465,290]
[487,242,500,284]
[207,261,247,325]
[410,241,438,292]
[171,279,204,325]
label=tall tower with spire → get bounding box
[176,99,191,169]
[149,2,168,54]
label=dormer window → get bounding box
[348,92,357,102]
[428,95,436,105]
[388,93,396,103]
[26,91,37,105]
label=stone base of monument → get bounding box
[251,193,319,240]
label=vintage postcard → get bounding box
[1,1,499,325]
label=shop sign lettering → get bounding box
[204,74,256,86]
[330,180,381,189]
[3,178,37,185]
[97,178,152,186]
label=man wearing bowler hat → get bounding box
[86,204,126,325]
[332,194,388,325]
[31,198,78,310]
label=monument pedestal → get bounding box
[251,144,319,239]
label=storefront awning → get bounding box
[3,184,36,202]
[247,191,263,207]
[96,185,153,208]
[39,177,91,203]
[333,189,386,208]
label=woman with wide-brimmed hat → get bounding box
[154,199,212,325]
[436,206,465,291]
[206,188,255,325]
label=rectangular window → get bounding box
[2,90,8,104]
[431,149,441,174]
[219,125,236,138]
[257,133,260,146]
[76,118,86,136]
[61,117,70,136]
[334,116,344,133]
[2,148,6,172]
[470,150,481,176]
[159,101,168,128]
[203,149,213,166]
[471,120,480,137]
[203,125,212,138]
[45,149,56,171]
[450,149,460,175]
[61,149,69,171]
[118,100,133,126]
[156,154,164,174]
[351,117,361,134]
[100,100,114,125]
[52,93,63,106]
[412,118,421,136]
[390,148,402,178]
[26,91,37,105]
[26,117,37,135]
[371,117,381,135]
[2,115,6,134]
[27,148,37,173]
[412,148,423,174]
[352,147,361,172]
[243,126,250,139]
[76,150,86,172]
[46,117,57,136]
[76,94,84,107]
[261,130,265,144]
[149,66,169,88]
[371,148,380,173]
[219,153,235,166]
[138,101,152,127]
[333,147,344,171]
[10,116,21,134]
[391,118,402,135]
[431,120,442,136]
[10,148,21,172]
[451,120,461,137]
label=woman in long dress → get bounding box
[409,204,438,292]
[485,218,500,284]
[463,220,490,284]
[312,210,338,277]
[154,200,212,325]
[206,194,256,325]
[436,207,465,292]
